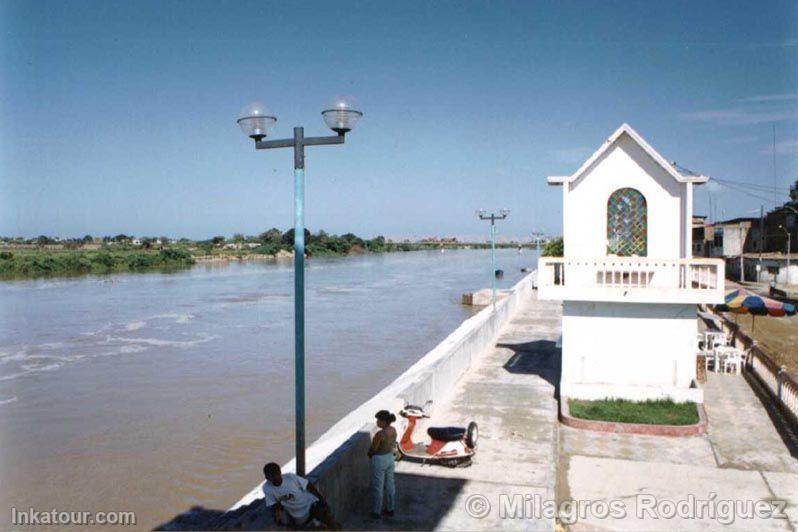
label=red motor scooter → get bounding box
[395,401,478,468]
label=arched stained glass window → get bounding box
[607,188,647,256]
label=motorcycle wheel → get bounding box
[466,421,478,448]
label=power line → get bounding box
[712,177,789,194]
[716,180,778,205]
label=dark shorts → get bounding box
[308,499,329,519]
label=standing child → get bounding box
[368,410,397,519]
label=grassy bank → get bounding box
[1,227,547,280]
[0,249,195,279]
[568,398,699,425]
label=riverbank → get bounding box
[0,242,542,280]
[0,248,195,279]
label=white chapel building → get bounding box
[538,124,725,403]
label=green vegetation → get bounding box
[568,398,699,426]
[541,237,563,257]
[0,249,194,279]
[0,227,555,280]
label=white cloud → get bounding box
[679,107,798,125]
[681,90,798,126]
[760,138,798,155]
[737,93,798,103]
[705,180,724,193]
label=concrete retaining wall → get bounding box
[231,270,537,522]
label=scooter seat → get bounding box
[427,426,465,442]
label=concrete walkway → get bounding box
[345,291,798,531]
[560,371,798,530]
[347,293,562,530]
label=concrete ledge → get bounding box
[306,427,372,523]
[559,395,708,437]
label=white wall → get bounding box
[561,301,701,402]
[752,260,798,286]
[564,133,687,260]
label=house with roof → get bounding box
[538,124,725,403]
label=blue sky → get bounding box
[1,0,796,240]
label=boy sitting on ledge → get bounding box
[261,462,340,530]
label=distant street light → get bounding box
[477,209,510,308]
[779,224,791,287]
[237,96,363,476]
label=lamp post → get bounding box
[477,209,510,308]
[237,97,362,476]
[779,224,791,287]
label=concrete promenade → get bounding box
[560,372,798,530]
[347,292,563,530]
[345,291,798,531]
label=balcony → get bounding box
[537,256,725,304]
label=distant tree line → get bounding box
[0,248,194,278]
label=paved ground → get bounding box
[560,371,798,531]
[347,293,563,530]
[344,291,798,531]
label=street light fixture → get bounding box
[236,102,277,141]
[237,95,363,476]
[477,208,510,308]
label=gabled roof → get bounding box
[547,123,709,186]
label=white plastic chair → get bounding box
[722,349,743,375]
[704,351,717,373]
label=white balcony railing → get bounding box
[537,256,725,304]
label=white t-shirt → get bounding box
[261,473,319,523]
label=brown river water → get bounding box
[0,249,534,528]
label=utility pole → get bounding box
[759,205,764,283]
[738,222,747,283]
[773,124,778,209]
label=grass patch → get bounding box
[568,398,699,426]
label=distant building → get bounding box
[693,205,797,284]
[694,217,762,259]
[538,124,725,403]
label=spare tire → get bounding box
[466,421,478,449]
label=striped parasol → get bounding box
[716,288,796,331]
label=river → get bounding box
[0,248,537,528]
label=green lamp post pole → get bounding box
[237,98,363,476]
[477,209,510,308]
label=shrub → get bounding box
[542,237,563,257]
